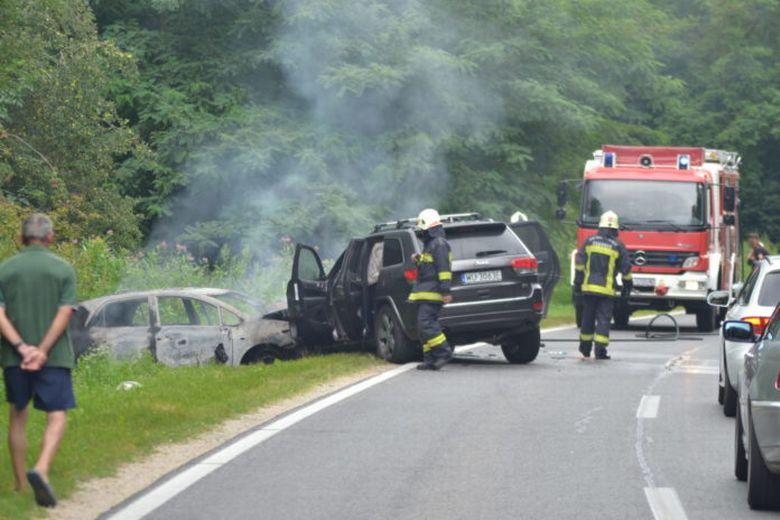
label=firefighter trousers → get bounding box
[579,294,615,356]
[417,302,452,368]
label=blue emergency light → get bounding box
[677,154,690,170]
[603,152,616,168]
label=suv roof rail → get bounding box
[372,212,483,233]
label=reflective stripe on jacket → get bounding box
[409,225,452,303]
[574,230,632,297]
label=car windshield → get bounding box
[758,271,780,307]
[581,180,707,229]
[444,224,529,260]
[209,292,264,316]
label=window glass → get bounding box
[298,248,323,281]
[94,299,149,328]
[581,180,707,228]
[758,272,780,307]
[765,310,780,341]
[739,269,760,305]
[222,309,241,327]
[442,224,528,260]
[347,242,364,274]
[383,239,404,267]
[157,297,192,326]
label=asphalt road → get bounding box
[106,315,780,520]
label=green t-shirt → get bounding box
[0,245,78,368]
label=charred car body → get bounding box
[70,288,295,366]
[286,213,559,364]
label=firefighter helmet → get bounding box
[599,210,620,230]
[417,209,441,230]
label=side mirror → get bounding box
[723,320,756,343]
[724,186,737,212]
[707,290,732,308]
[723,214,736,226]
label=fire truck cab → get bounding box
[568,145,741,332]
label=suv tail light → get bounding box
[404,268,418,282]
[742,316,770,336]
[511,256,538,274]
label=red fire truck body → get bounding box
[572,145,741,331]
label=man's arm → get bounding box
[574,244,586,289]
[0,308,36,364]
[37,306,74,355]
[434,241,453,303]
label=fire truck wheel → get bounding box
[696,305,718,332]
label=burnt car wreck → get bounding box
[70,288,296,366]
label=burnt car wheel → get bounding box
[747,405,780,509]
[501,327,541,364]
[374,306,416,364]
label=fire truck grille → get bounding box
[629,250,697,268]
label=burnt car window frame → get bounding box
[89,297,152,329]
[382,237,404,267]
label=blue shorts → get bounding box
[3,367,76,412]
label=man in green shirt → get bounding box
[0,214,77,508]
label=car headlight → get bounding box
[682,256,700,268]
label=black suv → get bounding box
[286,213,559,364]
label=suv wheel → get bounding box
[374,306,416,364]
[502,327,541,364]
[747,405,780,509]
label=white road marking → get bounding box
[671,365,719,375]
[644,487,689,520]
[637,395,661,418]
[106,362,416,520]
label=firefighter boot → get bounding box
[430,344,453,370]
[417,352,436,370]
[595,344,611,360]
[578,341,592,358]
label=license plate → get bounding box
[633,278,654,289]
[461,270,503,284]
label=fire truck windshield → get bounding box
[580,180,707,230]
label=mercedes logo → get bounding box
[632,250,647,266]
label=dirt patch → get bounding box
[48,364,391,520]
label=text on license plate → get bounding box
[633,278,654,288]
[462,270,503,284]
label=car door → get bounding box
[510,221,560,314]
[287,244,334,346]
[87,297,154,359]
[154,296,229,366]
[330,239,368,341]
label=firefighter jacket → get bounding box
[574,229,632,297]
[409,225,452,303]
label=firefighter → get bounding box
[574,210,632,360]
[409,209,453,370]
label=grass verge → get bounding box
[0,352,383,519]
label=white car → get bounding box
[708,257,780,417]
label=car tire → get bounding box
[696,305,718,332]
[502,327,541,364]
[735,405,748,481]
[723,364,738,417]
[747,404,780,509]
[374,306,416,364]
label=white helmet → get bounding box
[510,211,528,224]
[417,208,441,230]
[599,210,620,230]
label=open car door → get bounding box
[287,244,333,346]
[511,221,560,316]
[329,239,368,342]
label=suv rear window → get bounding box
[444,224,528,260]
[758,271,780,307]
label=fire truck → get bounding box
[560,145,741,332]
